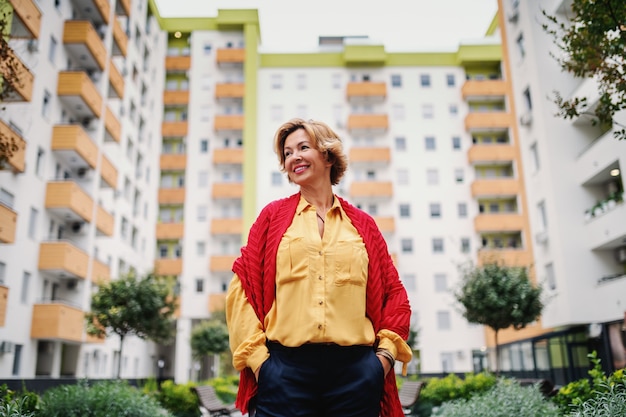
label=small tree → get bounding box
[190,319,229,378]
[86,273,177,379]
[454,262,544,374]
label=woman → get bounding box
[226,118,412,417]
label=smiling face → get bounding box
[283,128,332,187]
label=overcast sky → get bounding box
[153,0,499,52]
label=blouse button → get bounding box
[318,324,323,330]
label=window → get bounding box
[546,263,556,290]
[42,90,51,118]
[425,136,436,150]
[0,262,5,284]
[203,43,212,54]
[426,169,439,185]
[434,274,447,292]
[516,33,526,59]
[49,36,57,64]
[195,278,204,293]
[28,208,38,239]
[454,168,464,183]
[0,188,14,207]
[402,274,416,292]
[537,201,548,231]
[391,74,402,87]
[422,104,434,119]
[397,168,409,185]
[458,203,468,218]
[200,139,209,153]
[437,311,451,330]
[197,205,207,222]
[296,73,307,90]
[21,271,30,304]
[271,105,283,122]
[420,74,431,87]
[270,74,283,89]
[120,217,128,238]
[399,204,411,218]
[401,238,413,253]
[449,104,458,117]
[296,104,308,119]
[452,136,461,150]
[523,87,533,110]
[197,242,206,256]
[429,203,441,218]
[331,73,342,89]
[159,245,168,258]
[201,75,212,90]
[446,74,455,87]
[392,104,405,120]
[12,345,22,376]
[432,238,444,253]
[395,136,406,151]
[271,172,282,186]
[530,142,540,172]
[198,171,208,187]
[461,237,471,253]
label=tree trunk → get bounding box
[116,334,125,379]
[494,329,500,376]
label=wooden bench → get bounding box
[398,380,425,415]
[192,385,237,416]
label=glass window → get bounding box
[21,271,30,304]
[195,278,204,293]
[397,169,409,185]
[449,104,458,117]
[430,203,441,218]
[200,139,209,153]
[270,74,283,89]
[28,208,38,239]
[437,311,451,330]
[426,169,439,185]
[399,203,411,218]
[425,136,436,150]
[420,74,431,87]
[401,238,413,253]
[434,274,447,292]
[432,238,444,253]
[458,203,468,218]
[461,238,471,253]
[271,172,282,186]
[446,74,455,87]
[454,168,464,183]
[452,136,461,150]
[402,274,416,292]
[296,73,307,90]
[331,73,342,89]
[395,136,406,151]
[391,74,402,87]
[422,104,434,119]
[49,36,57,64]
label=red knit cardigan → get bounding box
[232,193,411,417]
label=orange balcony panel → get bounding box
[112,19,128,56]
[374,216,395,233]
[104,106,121,143]
[477,249,532,268]
[214,115,244,131]
[0,120,26,173]
[57,71,102,117]
[163,90,190,105]
[213,148,243,164]
[0,48,34,102]
[85,332,105,344]
[461,80,507,99]
[208,292,226,313]
[347,114,389,131]
[212,183,243,199]
[162,121,188,137]
[156,222,185,239]
[108,59,124,98]
[160,154,187,170]
[215,83,244,99]
[165,55,191,71]
[349,181,393,198]
[464,112,512,131]
[216,48,245,64]
[95,205,114,236]
[211,218,243,235]
[158,188,186,204]
[346,82,387,99]
[349,147,391,163]
[91,258,110,285]
[7,0,41,38]
[116,0,130,16]
[93,0,111,23]
[474,213,525,232]
[471,179,519,197]
[31,303,84,342]
[38,241,89,279]
[154,258,183,276]
[0,203,17,244]
[51,125,98,169]
[62,20,107,70]
[45,181,94,223]
[100,154,118,188]
[468,144,516,164]
[210,255,237,272]
[0,286,8,326]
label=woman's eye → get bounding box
[284,152,292,158]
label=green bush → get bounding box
[568,381,626,417]
[416,372,497,416]
[434,379,560,417]
[0,384,40,417]
[200,375,239,404]
[153,380,200,417]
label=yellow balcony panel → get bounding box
[31,303,84,342]
[212,182,243,199]
[156,222,184,239]
[215,82,244,99]
[471,178,519,197]
[210,255,237,272]
[160,154,187,171]
[208,292,226,313]
[104,106,121,143]
[0,120,26,173]
[116,0,130,16]
[0,203,17,244]
[349,147,391,163]
[0,48,34,102]
[165,55,191,72]
[347,114,389,131]
[474,213,525,232]
[374,216,395,233]
[154,258,183,276]
[38,241,89,279]
[465,112,512,131]
[7,0,42,38]
[100,154,118,188]
[213,148,243,164]
[214,115,244,131]
[478,249,533,268]
[0,286,8,326]
[216,48,245,64]
[158,188,186,204]
[108,60,124,98]
[45,181,94,223]
[349,181,393,198]
[162,121,188,137]
[95,205,114,236]
[468,144,516,164]
[346,82,387,99]
[51,125,98,170]
[163,90,189,105]
[91,258,110,285]
[211,218,243,235]
[112,19,128,56]
[461,80,507,99]
[62,20,107,70]
[57,71,102,118]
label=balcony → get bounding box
[216,48,245,65]
[160,154,187,171]
[95,204,114,236]
[349,181,393,198]
[108,59,124,98]
[7,0,41,38]
[156,222,185,240]
[215,82,244,99]
[99,153,118,188]
[154,258,183,276]
[373,216,395,233]
[158,188,186,204]
[0,286,8,327]
[165,55,191,72]
[30,303,84,343]
[465,112,513,131]
[0,48,34,102]
[162,121,188,137]
[0,120,26,173]
[57,71,102,118]
[213,148,243,164]
[468,144,516,164]
[349,147,391,163]
[346,82,386,102]
[210,255,237,272]
[75,0,110,24]
[111,19,128,56]
[208,292,226,313]
[45,181,93,223]
[62,20,106,70]
[461,80,507,99]
[104,106,121,143]
[214,115,244,131]
[91,258,110,285]
[163,90,189,105]
[212,183,243,199]
[38,241,89,279]
[585,202,626,250]
[474,213,525,232]
[51,125,98,170]
[116,0,130,16]
[477,249,532,267]
[347,114,389,132]
[0,203,17,244]
[211,218,242,235]
[471,178,519,197]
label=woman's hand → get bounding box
[254,366,261,381]
[376,354,392,377]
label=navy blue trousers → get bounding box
[254,342,384,417]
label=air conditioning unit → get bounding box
[0,341,14,354]
[615,247,626,264]
[27,39,38,52]
[520,112,533,126]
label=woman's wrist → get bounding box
[376,348,396,368]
